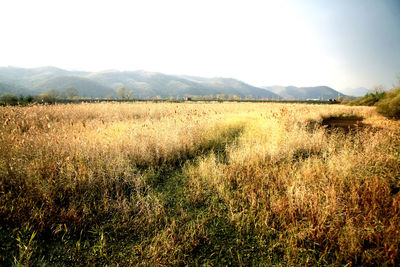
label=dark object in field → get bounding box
[321,116,364,131]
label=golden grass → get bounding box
[0,102,399,265]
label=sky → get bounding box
[1,0,399,90]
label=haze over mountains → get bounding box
[263,85,346,100]
[0,66,352,100]
[339,87,370,97]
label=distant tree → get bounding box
[117,87,126,99]
[59,91,67,99]
[36,93,56,104]
[127,90,134,100]
[65,87,79,98]
[216,94,226,100]
[18,95,25,104]
[372,85,385,94]
[229,94,240,100]
[25,95,34,103]
[0,94,18,105]
[48,89,60,99]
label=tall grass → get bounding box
[0,102,399,265]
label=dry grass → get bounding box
[1,102,399,265]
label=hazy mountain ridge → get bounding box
[0,81,31,96]
[0,66,349,100]
[263,85,346,100]
[32,76,116,97]
[0,67,280,98]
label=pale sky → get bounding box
[1,0,399,90]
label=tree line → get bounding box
[0,86,135,106]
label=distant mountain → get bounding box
[182,76,279,99]
[0,66,90,95]
[87,70,204,98]
[0,66,84,88]
[1,66,349,100]
[339,87,370,97]
[263,85,345,100]
[0,81,32,96]
[87,70,279,98]
[32,76,116,97]
[0,66,279,99]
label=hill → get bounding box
[86,70,280,99]
[0,81,32,96]
[0,67,279,99]
[0,66,89,95]
[1,66,349,100]
[32,76,116,97]
[0,66,83,88]
[183,76,279,99]
[263,85,345,100]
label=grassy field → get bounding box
[1,102,399,265]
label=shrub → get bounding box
[348,91,385,106]
[376,88,400,119]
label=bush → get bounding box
[376,88,400,119]
[348,91,385,106]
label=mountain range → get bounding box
[263,85,346,100]
[0,66,349,100]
